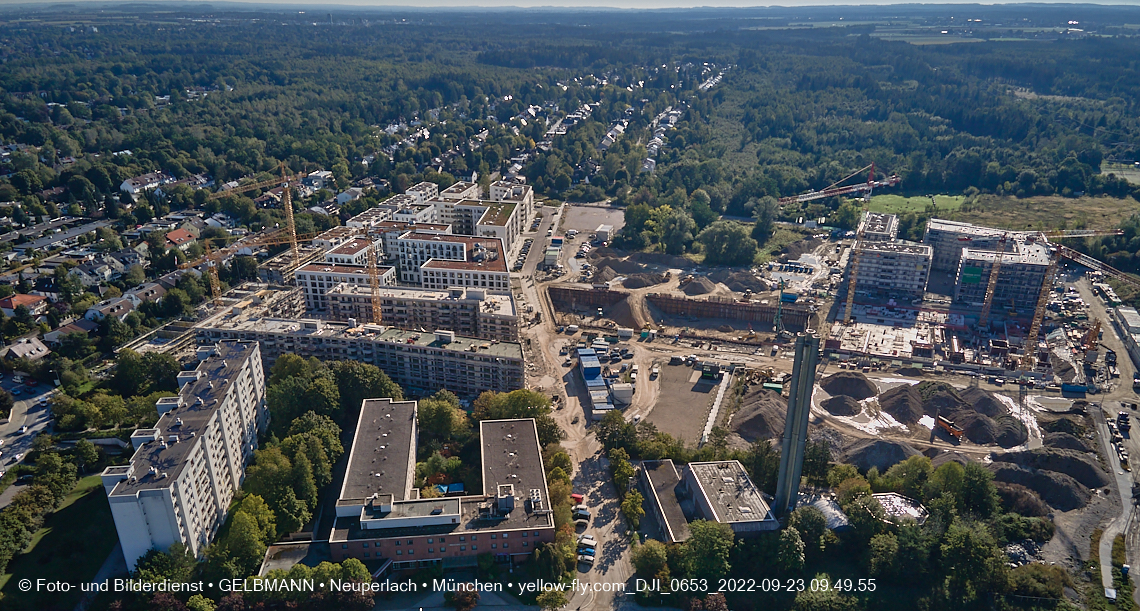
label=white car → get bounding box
[578,534,597,548]
[19,426,27,434]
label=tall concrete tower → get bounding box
[773,331,820,518]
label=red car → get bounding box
[24,379,36,387]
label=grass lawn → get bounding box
[0,475,119,611]
[867,193,964,215]
[956,194,1140,231]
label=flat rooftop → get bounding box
[340,398,417,502]
[481,419,547,498]
[110,341,258,496]
[926,218,1017,239]
[328,239,375,257]
[961,242,1050,266]
[296,263,395,276]
[859,212,897,236]
[858,241,932,255]
[197,316,524,360]
[872,492,928,524]
[329,284,516,317]
[643,460,691,543]
[687,461,774,524]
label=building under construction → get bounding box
[954,242,1051,311]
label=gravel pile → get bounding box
[730,388,788,441]
[1044,432,1092,453]
[821,395,862,417]
[991,464,1091,511]
[911,382,1028,448]
[820,371,879,401]
[622,273,667,289]
[878,384,924,423]
[843,439,920,472]
[991,448,1110,489]
[592,256,646,275]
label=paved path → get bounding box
[0,382,55,510]
[1094,409,1134,593]
[74,543,127,611]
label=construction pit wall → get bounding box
[546,285,811,331]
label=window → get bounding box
[503,543,508,548]
[397,550,402,556]
[502,533,508,538]
[491,534,497,539]
[523,542,528,548]
[471,545,477,551]
[409,549,414,555]
[362,543,368,548]
[459,536,465,542]
[395,541,401,546]
[363,552,369,558]
[429,548,434,553]
[460,546,466,551]
[471,535,477,541]
[534,531,541,536]
[522,532,528,537]
[408,540,413,545]
[428,538,433,544]
[341,544,348,549]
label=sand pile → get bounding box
[595,267,618,282]
[779,238,823,259]
[1044,432,1091,453]
[622,273,667,289]
[629,252,692,268]
[682,277,716,296]
[844,439,920,472]
[878,384,924,423]
[592,257,646,275]
[731,388,788,441]
[820,371,878,400]
[605,297,639,329]
[821,395,861,416]
[707,269,769,293]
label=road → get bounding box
[1072,278,1140,599]
[0,377,56,509]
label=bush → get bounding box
[992,513,1054,545]
[1007,563,1069,599]
[995,482,1050,517]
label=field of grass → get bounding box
[0,475,119,611]
[953,194,1140,231]
[867,194,965,215]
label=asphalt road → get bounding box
[0,377,55,509]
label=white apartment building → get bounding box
[322,238,381,267]
[858,212,900,242]
[852,241,933,299]
[395,232,509,289]
[326,284,518,341]
[405,181,439,204]
[100,341,267,570]
[295,262,396,311]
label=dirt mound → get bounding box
[844,439,920,472]
[1044,432,1092,453]
[879,384,924,424]
[707,269,769,293]
[622,273,667,289]
[682,276,716,295]
[595,266,618,283]
[930,450,973,468]
[1041,415,1086,436]
[731,388,788,441]
[822,395,862,417]
[592,257,646,275]
[991,448,1110,489]
[896,367,924,377]
[912,382,1027,447]
[820,371,878,401]
[1049,351,1078,383]
[991,464,1091,511]
[959,387,1006,417]
[779,238,823,260]
[605,297,639,329]
[629,251,691,269]
[996,482,1051,517]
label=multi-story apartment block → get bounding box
[852,241,933,299]
[100,341,267,570]
[923,218,1012,273]
[857,211,900,242]
[953,242,1051,311]
[295,263,395,311]
[394,232,509,289]
[405,181,440,204]
[322,238,381,267]
[194,313,524,396]
[326,284,518,341]
[330,410,555,570]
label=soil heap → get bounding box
[820,371,878,401]
[879,384,924,423]
[622,273,667,289]
[1044,432,1092,453]
[821,395,862,417]
[912,382,1028,447]
[730,388,788,441]
[682,276,716,296]
[844,439,921,472]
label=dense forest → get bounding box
[2,4,1139,270]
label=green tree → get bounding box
[697,220,758,266]
[631,539,668,578]
[961,462,1000,519]
[788,506,828,561]
[418,390,470,444]
[74,439,100,473]
[621,490,645,530]
[536,589,568,611]
[867,532,899,578]
[683,520,734,585]
[186,594,216,611]
[234,494,276,542]
[750,196,779,242]
[224,510,268,576]
[777,526,805,574]
[802,440,831,485]
[940,522,1008,604]
[134,543,198,583]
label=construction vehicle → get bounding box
[936,415,964,440]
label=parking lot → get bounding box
[645,361,716,443]
[561,204,625,234]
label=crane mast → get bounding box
[977,233,1009,330]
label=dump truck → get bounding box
[936,415,964,439]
